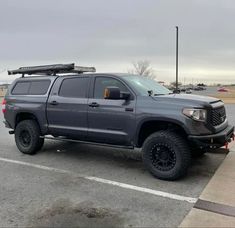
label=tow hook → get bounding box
[225,142,228,150]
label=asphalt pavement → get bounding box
[225,104,235,127]
[0,106,233,227]
[191,86,219,96]
[180,146,235,227]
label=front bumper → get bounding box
[188,125,234,149]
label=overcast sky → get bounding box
[0,0,235,84]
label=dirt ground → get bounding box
[208,86,235,104]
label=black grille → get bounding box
[210,106,226,126]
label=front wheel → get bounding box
[142,131,191,181]
[15,120,44,155]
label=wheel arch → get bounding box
[15,112,41,132]
[135,118,189,148]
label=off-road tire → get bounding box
[142,131,191,181]
[15,120,44,155]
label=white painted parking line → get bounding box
[0,157,197,204]
[86,176,197,203]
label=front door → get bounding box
[87,76,136,145]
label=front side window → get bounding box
[94,77,128,99]
[59,77,88,98]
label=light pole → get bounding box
[175,26,179,91]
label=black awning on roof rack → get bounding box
[8,63,96,76]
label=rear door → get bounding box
[47,76,90,139]
[87,76,136,145]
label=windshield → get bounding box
[122,75,171,96]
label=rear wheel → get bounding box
[15,120,44,154]
[142,131,191,181]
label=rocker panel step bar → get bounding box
[41,136,134,150]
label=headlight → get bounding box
[182,108,207,122]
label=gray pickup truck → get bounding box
[2,63,234,180]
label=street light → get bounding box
[175,26,179,91]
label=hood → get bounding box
[153,94,221,106]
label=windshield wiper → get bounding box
[154,93,166,96]
[154,93,173,96]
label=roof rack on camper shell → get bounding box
[8,63,96,77]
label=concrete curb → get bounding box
[180,144,235,227]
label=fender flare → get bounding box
[134,117,189,147]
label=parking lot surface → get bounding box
[225,104,235,127]
[0,108,231,227]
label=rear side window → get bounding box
[59,77,88,98]
[11,82,31,95]
[12,80,50,95]
[29,81,51,95]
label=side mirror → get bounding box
[104,86,121,99]
[104,87,131,100]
